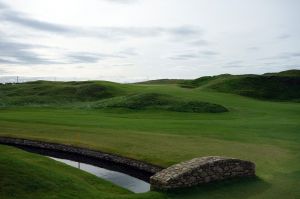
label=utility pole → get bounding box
[16,76,19,83]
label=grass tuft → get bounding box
[94,93,228,113]
[180,70,300,101]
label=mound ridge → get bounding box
[137,79,185,85]
[263,69,300,77]
[94,93,228,113]
[0,81,125,105]
[180,69,300,101]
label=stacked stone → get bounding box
[0,137,163,174]
[150,156,255,190]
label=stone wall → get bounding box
[1,137,256,190]
[150,156,255,190]
[0,137,163,175]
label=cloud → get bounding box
[0,2,74,34]
[169,50,219,60]
[67,52,124,64]
[0,66,10,75]
[67,53,102,64]
[226,61,244,65]
[168,26,200,37]
[0,58,19,64]
[76,26,202,40]
[222,61,245,68]
[0,38,60,65]
[0,32,137,65]
[106,0,138,4]
[118,48,139,56]
[278,34,291,40]
[260,52,300,61]
[3,12,71,33]
[247,47,260,51]
[0,1,7,9]
[288,53,300,57]
[169,53,199,60]
[188,39,209,46]
[112,63,134,67]
[0,1,202,40]
[201,50,218,56]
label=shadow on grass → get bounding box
[162,177,271,199]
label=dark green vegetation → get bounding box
[263,69,300,77]
[0,81,127,105]
[0,69,300,199]
[181,69,300,101]
[93,93,228,113]
[136,79,185,85]
[0,145,137,199]
[0,81,228,113]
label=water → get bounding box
[49,156,150,193]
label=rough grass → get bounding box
[136,79,186,85]
[93,93,228,113]
[180,74,232,88]
[0,145,274,199]
[0,83,300,199]
[0,81,126,106]
[263,69,300,77]
[209,76,300,101]
[0,82,228,113]
[180,69,300,101]
[0,74,300,199]
[0,145,165,199]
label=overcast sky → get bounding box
[0,0,299,82]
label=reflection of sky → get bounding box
[49,157,150,193]
[1,0,300,81]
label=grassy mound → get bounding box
[0,80,300,199]
[0,81,126,106]
[180,70,300,101]
[263,69,300,77]
[94,93,228,113]
[180,74,232,88]
[0,145,139,199]
[210,76,300,101]
[169,101,229,113]
[137,79,185,85]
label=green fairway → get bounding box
[0,145,135,199]
[0,81,300,199]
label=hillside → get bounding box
[1,83,300,199]
[263,69,300,77]
[1,69,299,106]
[0,81,228,113]
[136,79,185,85]
[93,93,228,113]
[0,81,127,106]
[180,70,300,101]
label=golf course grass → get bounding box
[0,72,300,199]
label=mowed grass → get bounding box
[0,145,164,199]
[0,84,300,199]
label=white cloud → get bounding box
[0,0,300,82]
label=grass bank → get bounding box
[0,80,300,199]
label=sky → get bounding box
[0,0,300,82]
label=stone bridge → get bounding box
[150,156,255,190]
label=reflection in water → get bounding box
[49,157,150,193]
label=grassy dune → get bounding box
[0,81,128,105]
[180,69,300,101]
[92,92,228,113]
[0,71,300,199]
[0,145,137,199]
